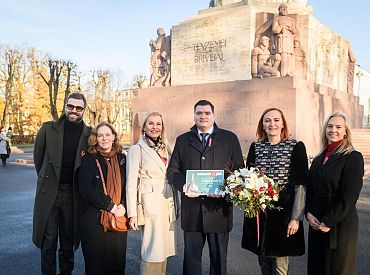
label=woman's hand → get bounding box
[114,204,126,217]
[129,216,139,231]
[286,220,299,237]
[319,222,331,233]
[306,212,321,231]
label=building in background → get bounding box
[354,65,370,128]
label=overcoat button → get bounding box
[202,157,205,160]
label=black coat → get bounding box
[306,150,364,275]
[167,124,244,233]
[78,153,127,275]
[32,116,91,249]
[241,141,308,257]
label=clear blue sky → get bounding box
[1,0,369,82]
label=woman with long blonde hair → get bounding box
[126,111,178,275]
[306,112,364,275]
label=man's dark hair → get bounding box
[67,93,87,107]
[194,99,214,113]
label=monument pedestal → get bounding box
[132,78,363,155]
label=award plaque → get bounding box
[185,170,224,195]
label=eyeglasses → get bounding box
[66,104,84,112]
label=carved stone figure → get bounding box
[294,39,306,77]
[209,0,223,8]
[272,4,297,77]
[149,27,171,87]
[347,46,356,94]
[251,36,281,78]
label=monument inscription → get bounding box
[193,39,226,63]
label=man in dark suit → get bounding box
[33,93,91,275]
[167,99,244,275]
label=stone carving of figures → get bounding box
[347,46,356,94]
[293,40,306,77]
[149,27,171,87]
[209,0,223,8]
[272,4,297,76]
[251,36,281,78]
[152,51,171,87]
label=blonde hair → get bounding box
[141,111,168,146]
[87,122,122,154]
[320,112,354,155]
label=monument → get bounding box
[132,0,364,155]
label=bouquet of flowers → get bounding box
[220,167,283,218]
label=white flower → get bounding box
[261,204,267,210]
[273,194,279,201]
[259,197,266,203]
[239,168,249,177]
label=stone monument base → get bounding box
[132,77,363,155]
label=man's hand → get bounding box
[183,185,200,198]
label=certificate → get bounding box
[185,170,224,195]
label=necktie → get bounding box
[200,133,209,149]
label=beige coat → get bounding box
[126,137,176,262]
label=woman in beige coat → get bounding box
[126,111,177,275]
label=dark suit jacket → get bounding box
[167,124,244,233]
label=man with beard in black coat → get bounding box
[167,99,244,275]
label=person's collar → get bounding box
[197,126,214,136]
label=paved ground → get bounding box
[0,149,369,274]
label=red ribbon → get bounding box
[256,212,260,247]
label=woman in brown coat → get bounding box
[306,112,364,275]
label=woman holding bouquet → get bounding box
[306,112,363,275]
[241,108,308,275]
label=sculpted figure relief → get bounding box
[347,46,356,94]
[209,0,223,8]
[294,39,306,77]
[149,27,171,87]
[251,36,281,78]
[272,4,297,76]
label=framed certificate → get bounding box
[185,170,224,195]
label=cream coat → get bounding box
[126,137,176,262]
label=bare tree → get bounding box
[0,46,23,128]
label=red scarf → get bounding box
[323,140,343,164]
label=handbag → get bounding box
[136,145,145,226]
[96,159,129,233]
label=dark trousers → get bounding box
[41,184,74,275]
[183,231,229,275]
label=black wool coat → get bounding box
[78,153,128,275]
[167,124,244,233]
[306,150,364,275]
[241,141,308,257]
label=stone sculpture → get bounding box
[347,46,356,94]
[272,4,297,76]
[251,36,281,78]
[294,39,306,77]
[149,27,171,87]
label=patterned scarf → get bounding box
[144,136,168,164]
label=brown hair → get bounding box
[256,108,289,142]
[87,122,122,154]
[320,111,354,155]
[141,111,168,146]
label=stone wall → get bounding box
[132,78,363,155]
